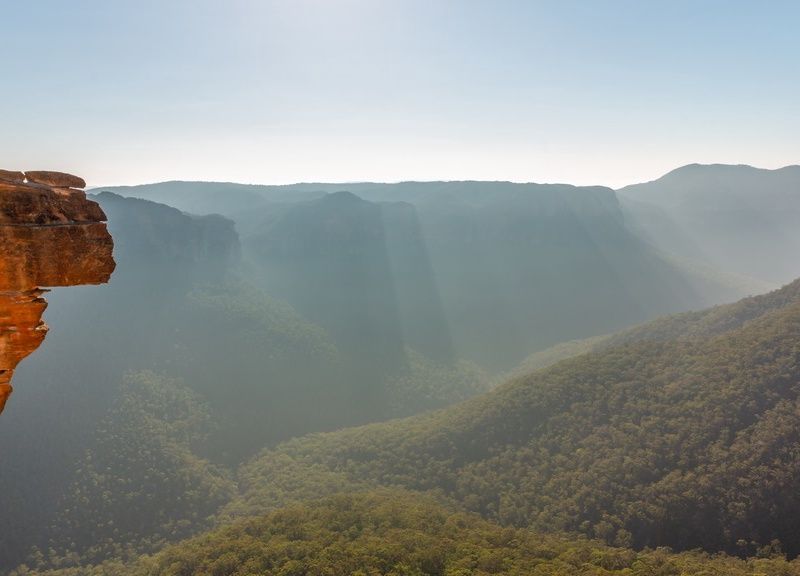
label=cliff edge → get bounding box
[0,170,115,414]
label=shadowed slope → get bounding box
[619,164,800,283]
[233,278,800,555]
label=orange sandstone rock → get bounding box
[0,223,115,290]
[0,290,49,412]
[0,181,106,225]
[0,170,25,183]
[0,171,114,415]
[0,383,12,414]
[24,170,87,189]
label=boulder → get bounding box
[0,181,107,225]
[24,171,87,189]
[0,224,115,290]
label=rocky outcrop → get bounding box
[0,290,48,413]
[0,171,115,414]
[0,170,25,184]
[0,182,106,226]
[23,171,87,189]
[0,224,115,290]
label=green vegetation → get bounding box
[15,277,800,573]
[0,194,489,572]
[50,371,235,565]
[230,279,800,556]
[511,276,800,376]
[14,492,800,576]
[385,349,490,418]
[510,334,612,377]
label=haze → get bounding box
[2,0,798,188]
[5,1,800,574]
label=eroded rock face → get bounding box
[0,290,48,413]
[24,171,87,190]
[0,171,115,415]
[0,170,25,184]
[0,223,114,290]
[0,181,106,225]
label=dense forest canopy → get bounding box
[228,278,800,556]
[14,492,800,576]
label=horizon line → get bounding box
[85,162,800,192]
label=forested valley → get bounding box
[3,168,800,575]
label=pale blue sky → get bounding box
[1,0,797,187]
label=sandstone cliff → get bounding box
[0,171,115,414]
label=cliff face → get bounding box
[0,171,115,414]
[0,290,48,413]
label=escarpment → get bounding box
[0,171,115,414]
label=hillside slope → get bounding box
[244,184,734,370]
[19,492,800,576]
[0,194,489,572]
[512,277,800,375]
[249,191,455,371]
[619,164,800,283]
[105,179,753,370]
[232,278,800,555]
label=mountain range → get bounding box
[97,167,798,369]
[3,163,800,574]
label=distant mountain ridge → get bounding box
[251,190,453,373]
[98,177,749,370]
[622,163,800,207]
[618,163,800,283]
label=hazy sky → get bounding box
[2,0,798,188]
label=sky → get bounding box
[1,0,798,188]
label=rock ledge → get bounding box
[0,170,115,414]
